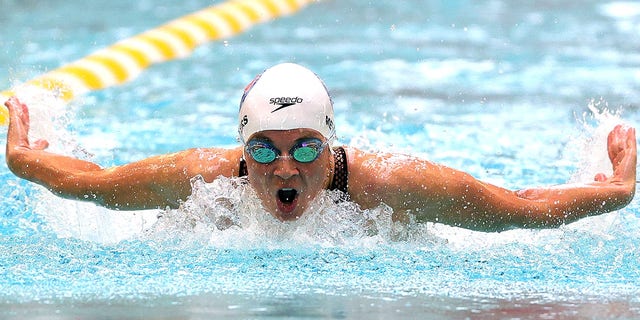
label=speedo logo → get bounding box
[270,97,303,113]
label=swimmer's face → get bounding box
[244,129,333,221]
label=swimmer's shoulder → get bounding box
[341,145,389,185]
[341,146,442,210]
[341,146,400,169]
[342,145,437,183]
[341,146,399,208]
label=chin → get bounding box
[272,209,304,222]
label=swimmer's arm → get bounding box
[9,148,241,210]
[346,125,636,232]
[5,97,243,210]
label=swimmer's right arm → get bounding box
[4,97,243,210]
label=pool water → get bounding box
[1,0,640,318]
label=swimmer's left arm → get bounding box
[346,125,636,232]
[347,150,536,231]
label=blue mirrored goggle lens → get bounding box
[251,146,277,163]
[246,139,325,164]
[292,145,319,163]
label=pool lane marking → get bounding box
[0,0,320,125]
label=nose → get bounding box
[273,156,300,180]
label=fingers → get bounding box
[5,96,25,112]
[4,96,29,125]
[626,126,636,150]
[607,125,624,162]
[606,124,637,183]
[6,97,25,146]
[607,125,634,160]
[4,96,18,108]
[5,96,34,150]
[5,96,51,152]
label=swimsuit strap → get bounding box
[238,146,349,196]
[239,157,248,177]
[329,146,349,195]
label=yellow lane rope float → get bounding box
[0,0,319,125]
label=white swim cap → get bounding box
[238,63,335,143]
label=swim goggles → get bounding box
[245,138,328,164]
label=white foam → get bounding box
[142,175,449,248]
[34,190,158,244]
[567,99,626,184]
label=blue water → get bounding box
[2,0,640,318]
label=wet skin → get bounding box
[5,96,637,231]
[244,129,334,221]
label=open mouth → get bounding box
[278,188,298,204]
[276,188,298,215]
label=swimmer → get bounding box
[4,63,637,232]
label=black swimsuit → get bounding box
[239,146,349,195]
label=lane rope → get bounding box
[0,0,319,125]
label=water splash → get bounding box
[9,86,78,156]
[567,98,626,184]
[143,175,448,248]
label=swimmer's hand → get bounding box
[518,125,636,200]
[4,96,100,182]
[5,96,49,152]
[5,96,57,180]
[514,125,635,224]
[593,124,636,187]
